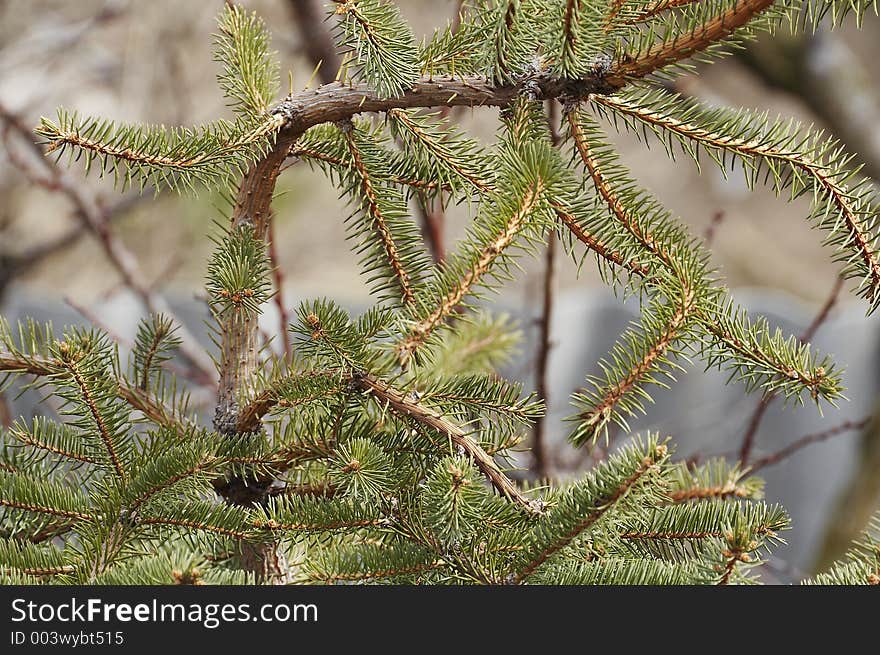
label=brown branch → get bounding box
[550,201,649,275]
[576,283,694,428]
[621,529,722,540]
[532,232,556,479]
[0,498,93,522]
[749,417,870,473]
[18,566,76,577]
[353,373,542,513]
[9,429,101,466]
[717,545,750,585]
[568,111,697,429]
[235,369,347,433]
[416,191,447,263]
[703,210,725,247]
[287,145,443,190]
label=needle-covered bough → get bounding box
[2,1,879,585]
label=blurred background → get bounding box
[1,0,879,581]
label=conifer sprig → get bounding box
[332,0,420,97]
[214,6,280,119]
[591,89,880,309]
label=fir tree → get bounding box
[1,1,879,585]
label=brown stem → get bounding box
[397,180,544,362]
[0,351,187,431]
[341,123,417,306]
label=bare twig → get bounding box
[268,216,292,362]
[286,0,342,85]
[531,101,563,478]
[749,417,870,473]
[703,210,725,247]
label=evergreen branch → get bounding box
[550,200,650,275]
[592,92,880,308]
[0,471,94,522]
[0,349,188,432]
[289,144,443,190]
[113,383,186,430]
[0,499,92,522]
[604,0,778,86]
[132,315,181,392]
[215,5,279,118]
[386,108,492,194]
[667,459,763,503]
[340,122,420,305]
[397,178,545,363]
[9,418,101,466]
[138,502,253,540]
[806,513,880,585]
[530,557,696,584]
[552,0,607,77]
[237,370,347,432]
[137,517,250,540]
[617,501,787,562]
[0,105,215,381]
[739,275,845,463]
[566,110,842,406]
[306,541,441,583]
[515,437,668,582]
[332,0,419,98]
[0,540,74,579]
[57,344,126,479]
[571,282,696,445]
[36,111,282,194]
[353,373,541,513]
